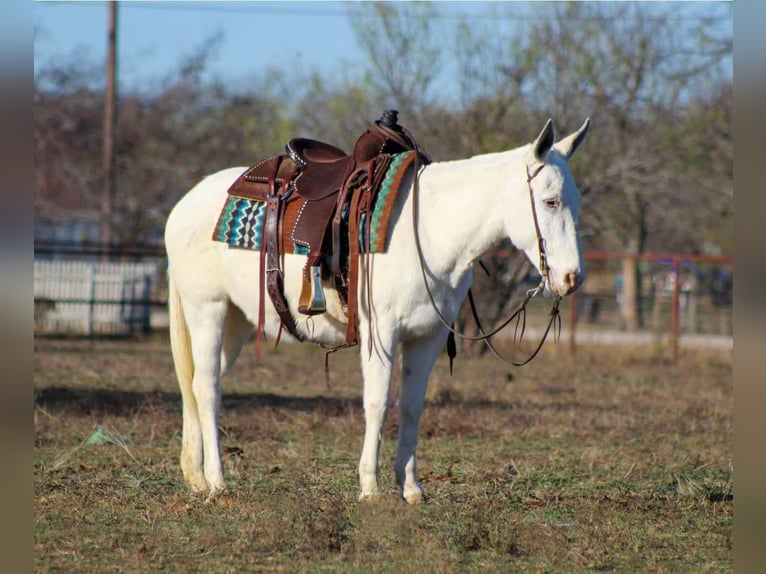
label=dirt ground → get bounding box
[34,334,733,572]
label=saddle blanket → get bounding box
[212,151,416,254]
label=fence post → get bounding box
[142,274,152,333]
[123,277,133,335]
[568,290,577,356]
[670,257,681,361]
[86,263,95,336]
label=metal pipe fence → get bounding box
[565,252,733,358]
[34,243,733,358]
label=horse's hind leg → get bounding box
[169,279,208,494]
[395,332,446,504]
[184,299,229,496]
[176,299,250,495]
[220,301,253,377]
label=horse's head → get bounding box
[505,118,590,297]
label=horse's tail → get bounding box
[168,276,195,396]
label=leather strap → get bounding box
[256,205,267,360]
[256,160,280,359]
[409,152,564,368]
[330,165,359,279]
[343,176,366,347]
[264,191,302,342]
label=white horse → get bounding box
[165,118,590,504]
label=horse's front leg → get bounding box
[395,331,447,504]
[358,331,397,501]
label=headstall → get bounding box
[411,155,563,369]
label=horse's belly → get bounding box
[222,250,349,346]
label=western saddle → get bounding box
[225,110,430,351]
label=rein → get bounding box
[411,156,563,367]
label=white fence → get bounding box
[34,260,161,335]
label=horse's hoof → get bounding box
[402,484,424,505]
[358,489,381,502]
[403,491,424,505]
[203,485,228,505]
[185,475,209,495]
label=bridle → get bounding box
[411,154,563,368]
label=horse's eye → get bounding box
[543,198,560,209]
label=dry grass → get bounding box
[34,334,732,572]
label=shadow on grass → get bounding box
[35,386,616,420]
[34,387,363,417]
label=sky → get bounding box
[34,2,358,88]
[34,1,732,98]
[33,1,488,94]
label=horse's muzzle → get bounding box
[554,270,584,296]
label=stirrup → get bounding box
[298,265,327,315]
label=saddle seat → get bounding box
[287,138,347,165]
[287,131,387,200]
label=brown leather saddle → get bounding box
[224,110,430,349]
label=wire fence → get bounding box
[33,242,732,356]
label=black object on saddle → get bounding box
[374,109,425,157]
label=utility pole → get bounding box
[101,1,117,249]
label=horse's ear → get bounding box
[554,117,591,160]
[531,119,555,163]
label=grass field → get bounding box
[34,334,732,572]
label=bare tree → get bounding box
[291,72,378,151]
[349,2,444,133]
[34,61,104,229]
[515,2,732,329]
[34,38,294,244]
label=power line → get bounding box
[35,1,731,24]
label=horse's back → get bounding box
[165,167,247,291]
[165,167,246,254]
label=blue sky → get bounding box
[34,1,732,96]
[34,2,361,89]
[34,1,490,93]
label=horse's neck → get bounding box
[415,150,527,278]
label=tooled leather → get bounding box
[264,195,301,339]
